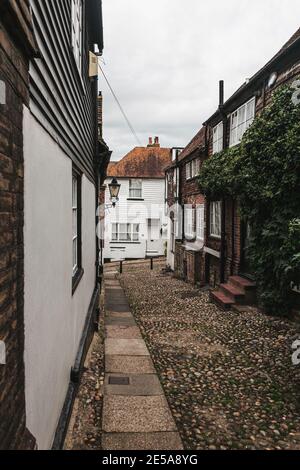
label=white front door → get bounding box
[147,219,162,256]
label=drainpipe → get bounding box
[219,80,226,284]
[231,198,235,276]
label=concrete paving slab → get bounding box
[102,396,177,433]
[102,432,183,450]
[105,339,150,356]
[105,317,136,327]
[105,325,142,339]
[104,374,163,396]
[105,356,156,374]
[105,304,131,313]
[105,311,132,318]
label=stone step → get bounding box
[210,290,234,311]
[220,283,245,303]
[229,276,256,292]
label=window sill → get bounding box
[72,268,84,296]
[209,235,222,240]
[127,198,144,201]
[110,242,141,245]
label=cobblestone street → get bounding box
[114,260,300,450]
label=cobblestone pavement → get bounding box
[119,260,300,450]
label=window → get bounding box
[213,122,223,154]
[72,170,82,286]
[71,0,83,74]
[196,204,205,241]
[170,213,175,253]
[112,223,140,242]
[186,162,191,180]
[184,206,195,239]
[230,97,255,147]
[129,179,142,198]
[210,201,222,238]
[186,159,200,180]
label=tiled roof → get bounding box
[280,27,300,51]
[107,146,172,179]
[178,127,206,162]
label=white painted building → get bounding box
[103,138,171,261]
[21,1,109,450]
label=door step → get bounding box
[210,276,256,311]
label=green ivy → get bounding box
[198,83,300,314]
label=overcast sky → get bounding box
[99,0,300,161]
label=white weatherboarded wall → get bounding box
[23,108,96,450]
[103,178,168,260]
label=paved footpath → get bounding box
[102,270,183,450]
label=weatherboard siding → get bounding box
[29,0,97,182]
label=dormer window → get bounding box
[71,0,83,75]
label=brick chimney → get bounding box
[147,136,160,148]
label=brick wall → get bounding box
[205,57,300,287]
[0,3,36,450]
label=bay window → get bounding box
[184,206,195,239]
[196,204,205,241]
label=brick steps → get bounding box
[210,276,256,311]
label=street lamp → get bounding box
[109,178,121,207]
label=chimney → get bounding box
[148,137,153,147]
[219,80,224,107]
[98,91,103,139]
[154,136,160,147]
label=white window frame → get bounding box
[229,97,255,147]
[112,223,140,242]
[210,201,222,239]
[129,179,143,199]
[72,175,78,276]
[213,121,223,154]
[184,206,195,240]
[186,162,191,180]
[196,204,205,241]
[71,0,83,75]
[186,159,200,180]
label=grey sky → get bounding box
[99,0,300,161]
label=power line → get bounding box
[98,63,142,146]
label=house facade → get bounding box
[167,27,300,310]
[0,0,110,450]
[104,138,172,261]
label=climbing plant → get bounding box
[198,82,300,314]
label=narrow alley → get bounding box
[66,259,300,451]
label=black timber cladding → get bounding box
[29,0,102,182]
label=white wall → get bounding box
[23,108,96,450]
[103,178,168,260]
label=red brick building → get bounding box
[168,27,300,309]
